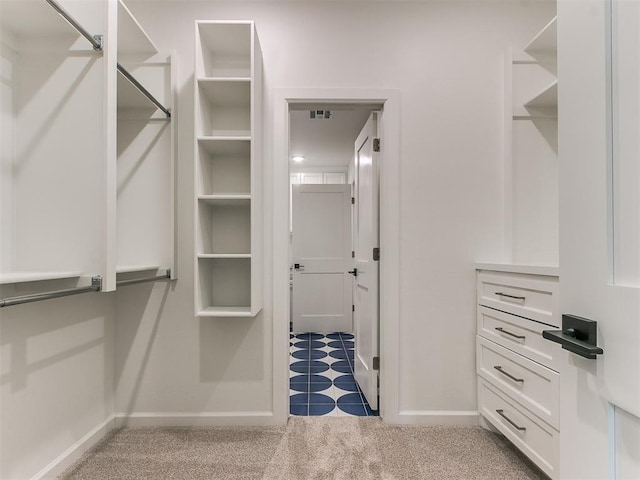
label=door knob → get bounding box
[348,268,358,277]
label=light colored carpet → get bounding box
[58,417,548,479]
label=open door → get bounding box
[352,112,380,411]
[557,2,640,478]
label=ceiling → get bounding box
[289,104,379,169]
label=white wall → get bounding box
[0,292,115,479]
[115,0,555,423]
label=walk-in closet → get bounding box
[1,1,638,479]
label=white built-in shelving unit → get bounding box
[194,21,262,317]
[0,0,175,301]
[479,14,560,478]
[505,15,558,265]
[0,0,107,290]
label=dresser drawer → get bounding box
[477,271,559,327]
[477,305,561,372]
[479,379,559,479]
[477,336,559,429]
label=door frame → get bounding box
[272,88,401,423]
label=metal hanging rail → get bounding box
[116,269,171,288]
[117,64,172,118]
[44,0,103,51]
[0,276,102,308]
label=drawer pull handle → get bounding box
[495,292,526,301]
[495,327,526,339]
[496,409,527,431]
[494,366,525,383]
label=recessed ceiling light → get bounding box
[292,155,304,163]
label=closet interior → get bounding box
[194,21,262,317]
[0,0,175,306]
[475,13,560,479]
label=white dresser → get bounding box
[475,264,560,479]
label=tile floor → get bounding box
[289,332,378,417]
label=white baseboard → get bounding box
[31,415,116,480]
[390,410,480,426]
[115,411,278,427]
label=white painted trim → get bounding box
[396,411,480,426]
[273,88,401,425]
[114,412,277,427]
[31,415,116,480]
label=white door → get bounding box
[558,2,640,478]
[292,184,352,334]
[353,112,380,411]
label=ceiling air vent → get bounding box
[310,110,332,119]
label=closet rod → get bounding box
[116,269,171,287]
[0,276,102,308]
[44,0,103,51]
[117,64,172,118]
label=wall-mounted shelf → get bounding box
[198,195,251,205]
[504,14,559,265]
[524,16,557,56]
[194,21,262,317]
[0,271,83,285]
[524,80,558,109]
[117,0,158,60]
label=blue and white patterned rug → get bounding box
[289,332,378,417]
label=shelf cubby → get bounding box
[197,258,252,317]
[196,22,252,78]
[197,200,251,255]
[197,138,251,195]
[197,79,251,136]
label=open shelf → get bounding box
[197,306,253,318]
[524,80,558,109]
[117,0,158,61]
[198,195,251,205]
[194,21,262,318]
[197,254,252,259]
[0,0,82,39]
[197,80,251,136]
[197,201,251,255]
[196,22,252,78]
[196,257,252,315]
[116,265,160,274]
[0,271,83,285]
[197,139,251,196]
[524,17,557,56]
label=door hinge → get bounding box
[373,356,380,370]
[351,197,355,204]
[373,138,381,152]
[352,305,355,312]
[352,250,355,258]
[373,247,380,261]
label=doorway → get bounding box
[272,88,401,424]
[289,104,378,416]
